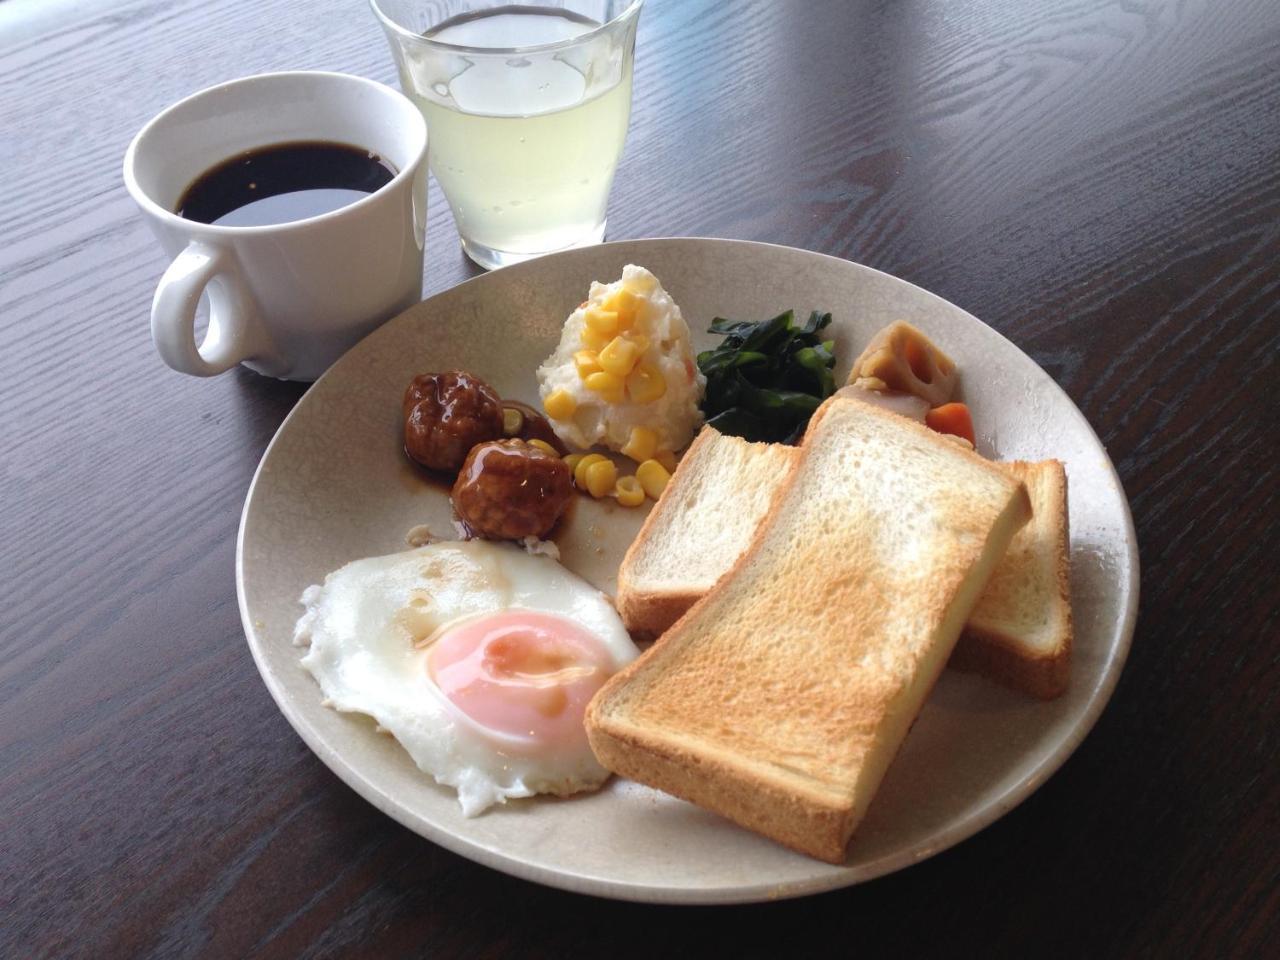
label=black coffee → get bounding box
[176,141,397,227]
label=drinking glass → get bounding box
[370,0,642,270]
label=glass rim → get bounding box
[368,0,642,56]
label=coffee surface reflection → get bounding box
[177,141,396,227]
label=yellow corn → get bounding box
[543,388,577,421]
[603,288,639,330]
[573,350,602,379]
[613,475,645,507]
[598,336,641,378]
[627,362,667,404]
[583,306,620,337]
[627,333,650,354]
[527,438,558,457]
[621,426,658,464]
[584,370,625,403]
[654,449,678,473]
[636,459,671,499]
[573,453,607,489]
[583,458,617,498]
[580,324,610,352]
[563,453,586,475]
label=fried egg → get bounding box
[294,540,639,815]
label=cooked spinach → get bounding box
[696,309,837,443]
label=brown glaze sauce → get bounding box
[399,447,457,494]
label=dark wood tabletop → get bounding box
[3,0,1277,956]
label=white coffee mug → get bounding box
[124,71,427,381]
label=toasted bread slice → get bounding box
[616,432,1072,699]
[588,397,1032,863]
[616,429,799,638]
[950,460,1071,698]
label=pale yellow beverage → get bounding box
[388,5,638,268]
[413,75,631,259]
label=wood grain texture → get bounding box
[2,0,1277,956]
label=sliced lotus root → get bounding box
[847,320,958,406]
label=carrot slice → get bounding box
[925,402,975,445]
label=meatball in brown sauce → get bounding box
[403,370,504,472]
[452,439,573,541]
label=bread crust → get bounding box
[950,625,1069,698]
[614,589,705,641]
[586,718,856,863]
[954,460,1072,699]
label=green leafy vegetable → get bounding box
[697,309,837,443]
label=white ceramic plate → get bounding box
[237,238,1138,904]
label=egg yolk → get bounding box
[427,610,614,749]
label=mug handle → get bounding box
[151,240,277,376]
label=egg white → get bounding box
[294,540,638,815]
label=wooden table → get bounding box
[3,0,1276,955]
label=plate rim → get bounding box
[236,236,1140,904]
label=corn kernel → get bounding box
[504,408,527,437]
[584,306,620,337]
[543,388,577,421]
[626,333,650,355]
[613,475,645,507]
[654,449,678,473]
[563,453,586,476]
[627,362,667,404]
[573,453,606,489]
[584,370,625,403]
[636,459,671,499]
[603,288,639,330]
[573,350,602,379]
[621,426,658,464]
[599,336,641,378]
[580,324,610,352]
[527,438,558,457]
[583,458,617,498]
